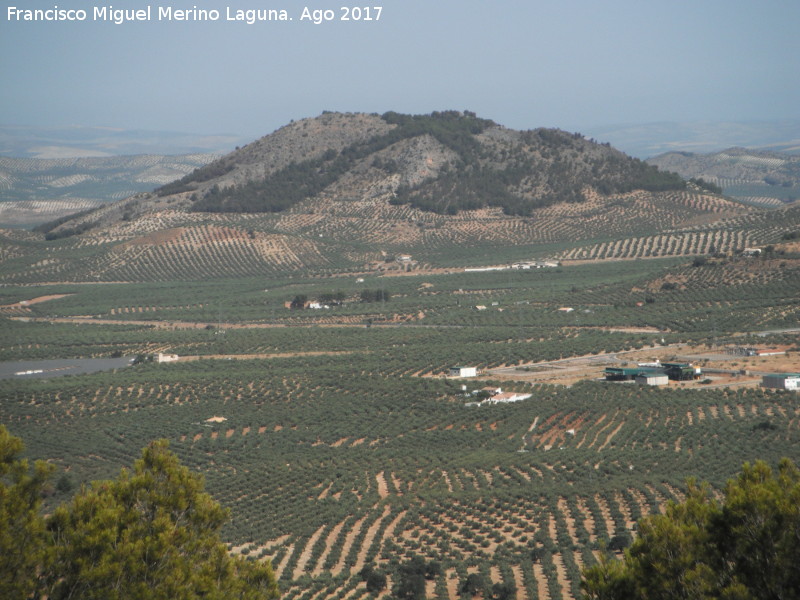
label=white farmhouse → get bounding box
[157,353,180,363]
[485,391,532,404]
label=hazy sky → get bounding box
[2,0,798,139]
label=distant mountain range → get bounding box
[4,119,798,160]
[4,114,799,233]
[0,153,220,227]
[0,125,252,227]
[647,147,800,208]
[0,124,247,158]
[583,120,800,158]
[4,111,799,285]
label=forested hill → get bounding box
[174,111,687,216]
[42,111,692,237]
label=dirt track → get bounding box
[0,294,73,310]
[9,316,348,330]
[177,351,359,361]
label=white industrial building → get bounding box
[761,373,800,391]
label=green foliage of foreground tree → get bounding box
[581,458,800,600]
[46,439,279,600]
[0,427,279,600]
[0,425,54,599]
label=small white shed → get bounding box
[636,374,669,386]
[449,366,478,378]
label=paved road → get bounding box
[487,343,688,376]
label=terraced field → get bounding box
[5,188,797,284]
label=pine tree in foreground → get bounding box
[0,427,280,600]
[581,458,800,600]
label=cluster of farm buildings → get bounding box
[762,373,800,391]
[449,362,800,391]
[472,385,532,404]
[448,368,532,404]
[464,260,559,273]
[603,361,700,386]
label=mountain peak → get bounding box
[41,111,693,238]
[153,110,686,217]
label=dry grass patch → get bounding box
[552,553,574,600]
[390,472,404,496]
[376,471,389,499]
[594,494,615,539]
[274,543,295,579]
[511,565,527,600]
[312,519,347,576]
[354,505,391,573]
[558,497,580,547]
[597,419,625,452]
[532,561,551,600]
[293,524,328,579]
[333,513,368,575]
[446,568,460,600]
